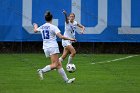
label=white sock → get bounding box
[41,65,51,72]
[68,56,73,64]
[59,57,64,62]
[58,68,68,81]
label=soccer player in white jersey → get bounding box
[33,11,76,83]
[59,10,85,65]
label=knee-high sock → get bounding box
[41,65,51,72]
[68,56,73,64]
[58,68,68,81]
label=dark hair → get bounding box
[45,11,53,22]
[69,13,75,17]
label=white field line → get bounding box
[91,55,139,64]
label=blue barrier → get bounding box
[0,0,140,42]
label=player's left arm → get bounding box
[77,23,85,34]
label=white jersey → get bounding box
[64,20,78,38]
[37,23,60,49]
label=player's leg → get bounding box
[50,53,59,69]
[66,45,76,64]
[59,47,69,62]
[38,53,59,80]
[37,48,59,80]
[42,48,60,71]
[37,49,50,80]
[57,60,75,83]
[56,61,68,82]
[59,40,72,62]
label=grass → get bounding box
[0,54,140,93]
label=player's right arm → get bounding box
[62,10,69,24]
[33,23,43,33]
[33,23,39,33]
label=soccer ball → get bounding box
[66,64,76,73]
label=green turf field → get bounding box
[0,54,140,93]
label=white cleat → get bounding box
[37,69,44,80]
[66,78,75,84]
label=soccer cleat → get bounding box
[66,78,75,84]
[37,69,44,80]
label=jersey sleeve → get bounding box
[54,26,61,34]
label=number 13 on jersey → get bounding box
[42,30,50,39]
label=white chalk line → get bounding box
[91,55,139,65]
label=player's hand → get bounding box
[80,26,85,34]
[33,23,38,28]
[62,9,67,14]
[80,31,84,34]
[33,23,38,33]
